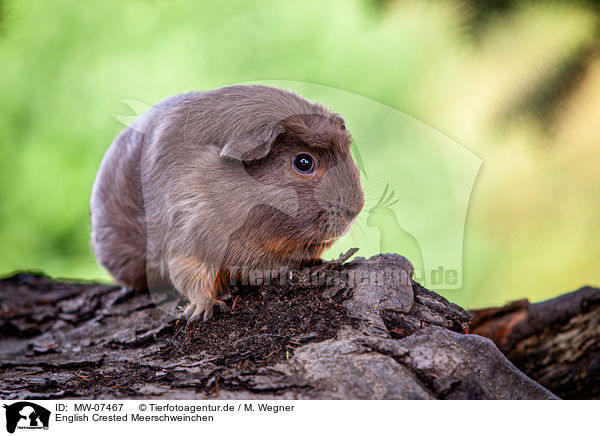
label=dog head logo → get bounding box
[3,402,50,433]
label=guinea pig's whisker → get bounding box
[352,220,368,239]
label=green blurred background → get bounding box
[1,0,599,308]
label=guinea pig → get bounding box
[90,85,364,321]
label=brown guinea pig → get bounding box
[90,85,364,321]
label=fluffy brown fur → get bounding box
[90,85,364,321]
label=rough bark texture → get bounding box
[0,252,573,399]
[470,286,600,400]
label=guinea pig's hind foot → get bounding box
[184,298,228,322]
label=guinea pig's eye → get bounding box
[292,153,315,175]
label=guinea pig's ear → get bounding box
[220,124,285,162]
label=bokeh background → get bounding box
[1,0,599,308]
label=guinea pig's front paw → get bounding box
[184,297,228,322]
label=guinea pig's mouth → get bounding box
[307,216,356,250]
[319,231,345,246]
[307,235,339,250]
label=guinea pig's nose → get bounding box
[343,207,360,221]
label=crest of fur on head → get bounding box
[90,85,364,321]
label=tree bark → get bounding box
[470,286,600,399]
[0,252,587,399]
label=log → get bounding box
[470,286,600,399]
[0,253,559,399]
